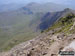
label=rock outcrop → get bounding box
[0,32,75,56]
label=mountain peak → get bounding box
[63,8,75,14]
[64,8,72,12]
[27,2,40,6]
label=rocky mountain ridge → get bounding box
[0,32,75,56]
[0,12,75,56]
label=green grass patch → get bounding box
[44,13,75,34]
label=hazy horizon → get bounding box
[0,0,75,12]
[0,0,74,4]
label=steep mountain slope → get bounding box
[44,9,75,34]
[0,10,75,56]
[0,8,74,51]
[0,10,41,51]
[38,8,75,30]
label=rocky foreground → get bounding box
[0,31,75,56]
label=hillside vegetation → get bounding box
[44,13,75,34]
[0,8,75,52]
[0,13,41,51]
[1,12,75,56]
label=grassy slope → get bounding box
[44,13,75,34]
[0,12,41,51]
[1,9,74,52]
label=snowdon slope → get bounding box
[0,8,75,56]
[0,8,74,52]
[0,2,67,51]
[0,10,41,51]
[0,8,74,51]
[36,8,75,30]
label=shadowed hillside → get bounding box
[0,9,75,56]
[0,8,74,51]
[38,8,75,31]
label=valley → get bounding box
[0,2,75,56]
[0,2,67,51]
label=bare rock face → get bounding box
[57,33,66,40]
[0,33,75,56]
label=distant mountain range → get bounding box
[0,3,26,12]
[0,2,75,51]
[0,2,67,12]
[22,2,67,13]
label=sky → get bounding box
[0,0,75,9]
[0,0,75,5]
